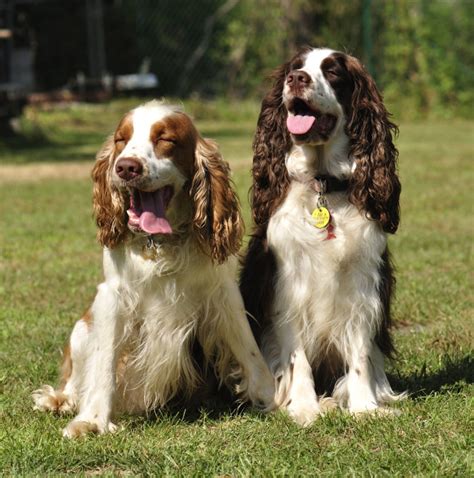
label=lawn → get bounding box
[0,99,472,476]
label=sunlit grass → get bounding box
[0,100,472,476]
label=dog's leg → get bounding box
[63,283,124,438]
[336,337,404,415]
[33,315,90,414]
[217,278,276,411]
[274,317,321,426]
[346,337,379,413]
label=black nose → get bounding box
[115,157,143,181]
[286,70,311,88]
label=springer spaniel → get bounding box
[33,101,275,437]
[240,47,405,426]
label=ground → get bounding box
[0,99,472,476]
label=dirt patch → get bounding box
[0,162,93,183]
[0,159,251,184]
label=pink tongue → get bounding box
[138,190,172,234]
[139,213,172,235]
[287,114,316,135]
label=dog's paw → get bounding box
[286,398,321,427]
[250,381,277,412]
[32,385,76,415]
[62,419,118,438]
[319,396,338,413]
[238,370,277,412]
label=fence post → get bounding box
[86,0,106,80]
[362,0,374,78]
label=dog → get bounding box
[240,47,405,426]
[33,101,275,437]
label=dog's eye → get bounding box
[326,69,338,77]
[155,137,177,145]
[115,138,125,144]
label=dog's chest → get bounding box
[267,183,386,271]
[108,240,211,324]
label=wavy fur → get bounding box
[33,102,275,438]
[342,55,401,234]
[241,48,404,426]
[91,136,128,248]
[191,137,244,264]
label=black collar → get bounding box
[314,175,350,193]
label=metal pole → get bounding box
[4,0,15,83]
[86,0,106,80]
[362,0,374,77]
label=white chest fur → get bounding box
[266,180,387,363]
[100,237,226,410]
[268,182,386,266]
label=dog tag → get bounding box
[312,207,331,229]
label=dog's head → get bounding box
[252,47,400,233]
[92,101,243,262]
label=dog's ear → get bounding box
[251,47,312,227]
[251,62,292,226]
[190,137,244,263]
[92,136,128,248]
[343,55,401,234]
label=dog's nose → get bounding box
[287,70,311,88]
[115,157,143,181]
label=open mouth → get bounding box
[286,98,337,138]
[126,185,174,235]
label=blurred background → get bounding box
[0,0,473,128]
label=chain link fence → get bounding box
[2,0,472,114]
[3,0,238,96]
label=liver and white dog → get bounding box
[33,101,275,437]
[241,48,405,426]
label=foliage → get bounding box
[165,0,473,117]
[15,0,473,117]
[374,0,474,117]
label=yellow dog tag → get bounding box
[312,207,331,229]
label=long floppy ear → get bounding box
[190,137,244,263]
[252,47,316,227]
[344,55,401,234]
[251,62,293,227]
[91,136,128,248]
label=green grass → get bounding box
[0,100,473,476]
[0,98,260,167]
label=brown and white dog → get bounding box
[33,101,275,437]
[240,47,405,426]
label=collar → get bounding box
[313,175,350,194]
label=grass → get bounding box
[0,98,260,168]
[0,99,473,476]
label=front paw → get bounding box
[62,419,118,438]
[253,388,277,412]
[237,369,277,412]
[286,398,321,427]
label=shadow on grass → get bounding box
[0,121,51,149]
[123,387,254,429]
[0,113,110,163]
[122,353,474,429]
[0,129,102,163]
[390,353,473,398]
